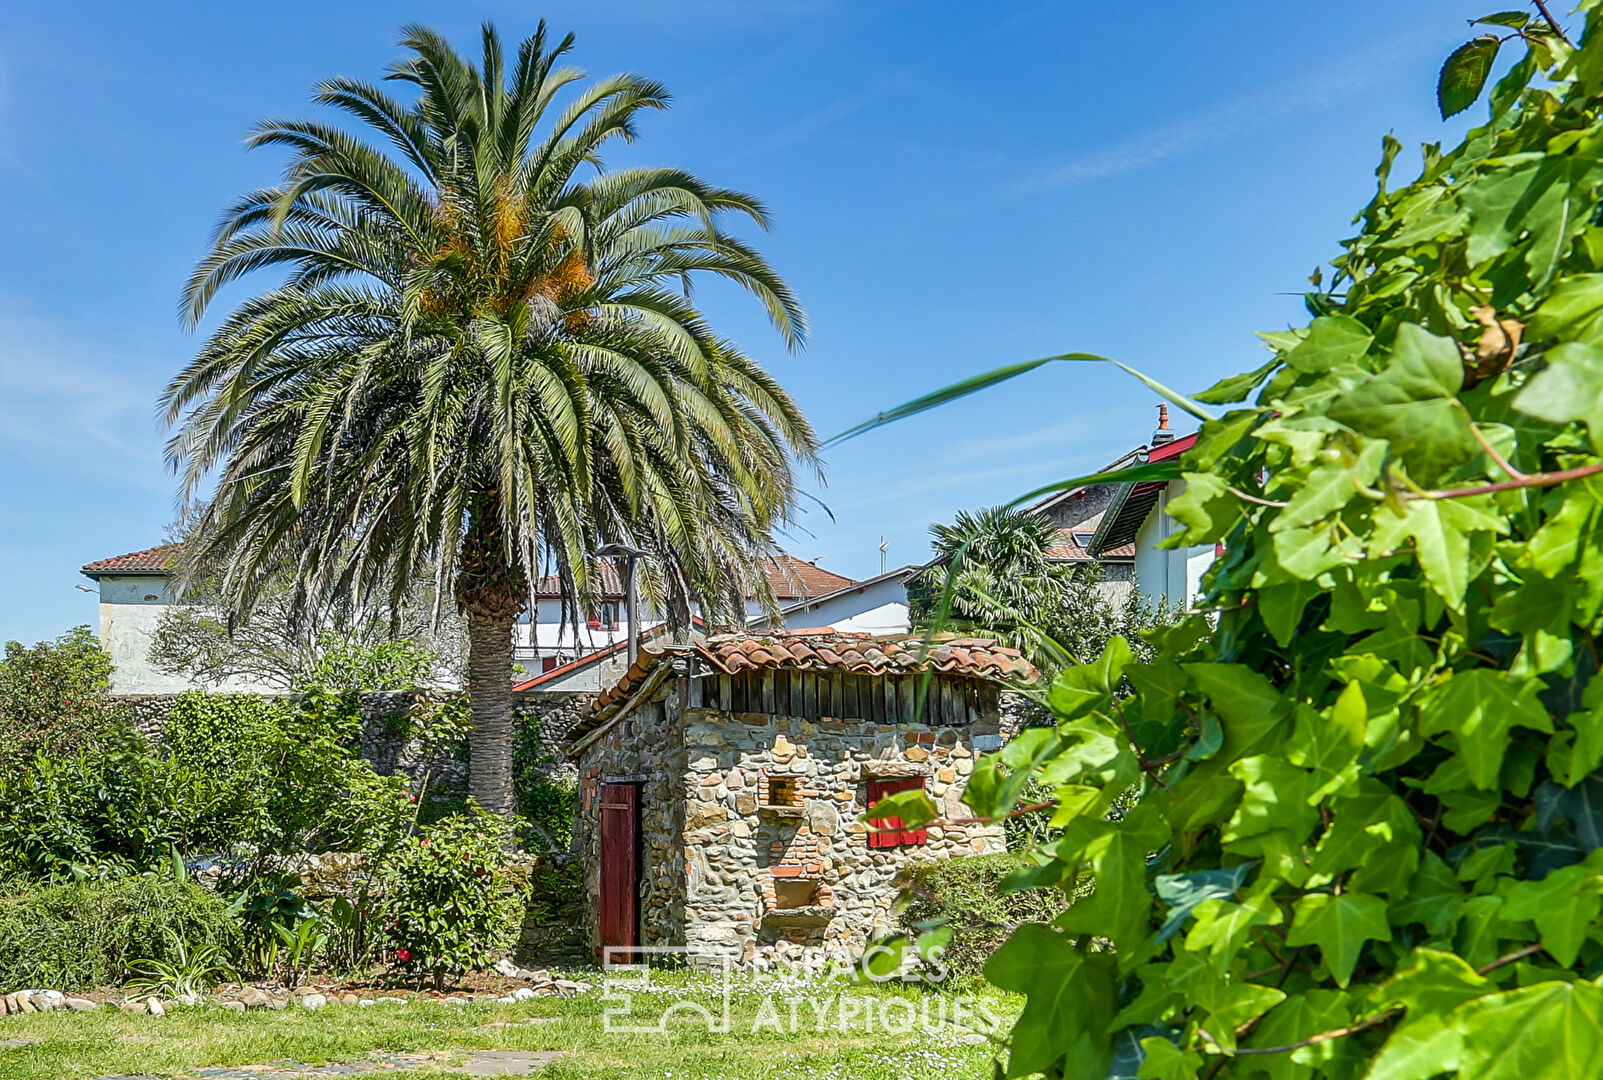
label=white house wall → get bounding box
[1132,484,1215,610]
[96,576,281,695]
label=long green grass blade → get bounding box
[823,353,1215,448]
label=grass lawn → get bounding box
[0,971,1016,1080]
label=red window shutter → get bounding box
[867,776,928,848]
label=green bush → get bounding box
[164,691,412,872]
[0,728,200,881]
[375,805,528,989]
[898,854,1070,977]
[513,710,578,851]
[0,875,238,990]
[0,627,133,767]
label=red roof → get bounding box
[1046,529,1135,561]
[587,629,1039,720]
[534,554,854,601]
[81,544,180,576]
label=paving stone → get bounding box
[459,1050,567,1076]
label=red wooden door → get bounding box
[598,783,640,960]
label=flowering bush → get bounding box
[373,805,527,988]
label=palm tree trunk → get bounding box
[466,609,516,815]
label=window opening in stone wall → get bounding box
[866,775,929,847]
[766,776,802,807]
[773,879,820,910]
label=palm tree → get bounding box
[909,507,1074,651]
[162,23,817,815]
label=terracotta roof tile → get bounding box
[570,631,1042,740]
[534,554,853,601]
[81,544,181,576]
[1047,529,1135,561]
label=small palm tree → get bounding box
[910,507,1074,650]
[163,23,817,814]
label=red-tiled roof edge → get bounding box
[81,544,181,576]
[572,631,1042,741]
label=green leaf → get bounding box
[1418,670,1553,790]
[1286,891,1393,988]
[1461,155,1603,291]
[1369,496,1503,611]
[1474,11,1531,28]
[1135,1037,1202,1080]
[1284,315,1373,374]
[1328,323,1473,484]
[1367,950,1491,1080]
[860,787,938,830]
[1527,273,1603,344]
[1194,357,1280,404]
[1454,979,1603,1080]
[1164,473,1239,544]
[1514,342,1603,454]
[826,353,1213,448]
[1184,663,1288,758]
[1153,862,1257,943]
[1438,35,1501,119]
[1501,855,1603,965]
[985,925,1115,1078]
[1286,683,1367,801]
[1057,803,1170,958]
[1183,880,1284,969]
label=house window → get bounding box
[599,602,619,630]
[866,776,928,848]
[541,656,560,673]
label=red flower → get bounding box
[420,838,430,846]
[396,948,412,963]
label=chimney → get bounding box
[1152,403,1175,445]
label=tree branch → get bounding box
[1198,1008,1401,1058]
[1532,0,1574,46]
[1477,942,1546,974]
[1405,461,1603,501]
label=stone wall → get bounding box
[573,691,688,949]
[572,671,1006,972]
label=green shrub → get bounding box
[0,728,199,881]
[0,627,133,767]
[0,875,238,990]
[897,854,1070,977]
[375,805,528,989]
[164,691,412,873]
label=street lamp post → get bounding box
[596,543,648,668]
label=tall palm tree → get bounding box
[162,23,817,815]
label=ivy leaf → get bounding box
[1057,804,1170,958]
[1153,861,1257,943]
[1514,342,1603,454]
[1501,857,1603,965]
[1284,315,1373,374]
[1106,1025,1178,1080]
[1462,155,1603,294]
[1535,775,1603,850]
[1184,881,1284,969]
[1367,950,1491,1080]
[1369,497,1502,612]
[1438,35,1501,119]
[1194,358,1281,405]
[1328,323,1473,484]
[1287,683,1367,801]
[985,925,1114,1078]
[1184,663,1288,758]
[1527,273,1603,344]
[1286,892,1393,988]
[1418,670,1553,790]
[1048,635,1134,720]
[1453,979,1603,1080]
[1134,1037,1202,1080]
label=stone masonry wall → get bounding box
[677,692,1005,972]
[573,691,688,951]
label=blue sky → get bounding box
[0,0,1510,643]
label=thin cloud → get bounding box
[0,305,165,485]
[1029,26,1452,191]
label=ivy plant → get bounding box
[864,5,1603,1077]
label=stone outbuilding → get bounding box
[565,630,1038,969]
